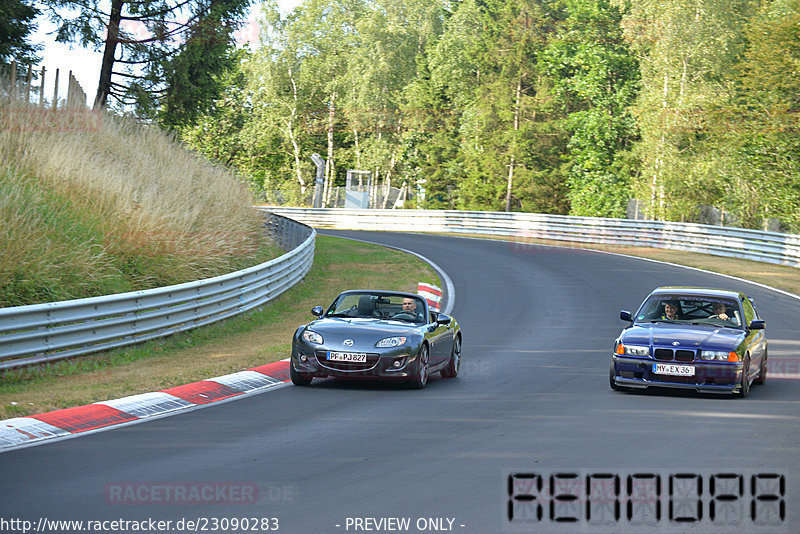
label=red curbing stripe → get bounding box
[162,381,242,405]
[417,282,442,297]
[250,360,291,382]
[29,405,138,434]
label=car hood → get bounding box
[305,317,418,342]
[622,323,744,351]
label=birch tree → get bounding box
[620,0,755,220]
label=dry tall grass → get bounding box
[0,104,275,306]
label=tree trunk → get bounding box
[286,67,305,193]
[323,92,336,207]
[652,71,670,219]
[94,0,124,109]
[505,76,522,212]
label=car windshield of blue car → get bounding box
[326,293,426,323]
[635,296,742,328]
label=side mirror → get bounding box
[620,310,632,322]
[311,306,324,317]
[748,319,765,330]
[436,313,452,325]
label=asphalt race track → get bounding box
[2,231,799,534]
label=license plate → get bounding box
[652,363,695,376]
[328,352,368,363]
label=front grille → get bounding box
[315,351,381,371]
[653,348,696,361]
[654,348,673,360]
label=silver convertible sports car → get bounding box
[610,287,767,397]
[290,290,462,388]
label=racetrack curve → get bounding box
[2,231,798,534]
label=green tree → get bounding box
[342,0,447,207]
[620,0,755,221]
[238,0,316,196]
[178,48,250,170]
[0,0,40,63]
[280,0,366,205]
[400,0,483,208]
[43,0,251,111]
[417,0,569,212]
[542,0,639,217]
[159,0,251,128]
[718,0,800,230]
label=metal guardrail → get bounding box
[0,214,315,370]
[261,207,800,268]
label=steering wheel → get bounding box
[392,312,416,320]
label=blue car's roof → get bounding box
[648,287,746,299]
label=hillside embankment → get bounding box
[0,105,280,308]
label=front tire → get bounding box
[408,345,429,389]
[737,357,751,398]
[441,335,461,378]
[609,363,627,392]
[754,351,767,385]
[290,362,313,386]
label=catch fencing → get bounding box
[0,214,314,370]
[1,60,87,109]
[260,207,800,268]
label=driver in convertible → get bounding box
[394,297,423,322]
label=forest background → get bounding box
[5,0,800,232]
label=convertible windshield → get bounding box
[327,293,426,323]
[635,295,742,328]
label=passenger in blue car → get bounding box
[709,301,740,325]
[662,300,682,320]
[710,302,730,321]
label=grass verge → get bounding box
[0,236,440,419]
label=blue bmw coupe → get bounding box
[611,287,767,397]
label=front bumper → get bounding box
[611,355,744,395]
[292,343,417,380]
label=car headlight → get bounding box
[616,343,649,357]
[302,330,323,344]
[700,350,739,362]
[376,336,407,348]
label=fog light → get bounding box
[300,355,308,362]
[393,360,402,368]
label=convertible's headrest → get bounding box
[357,295,374,315]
